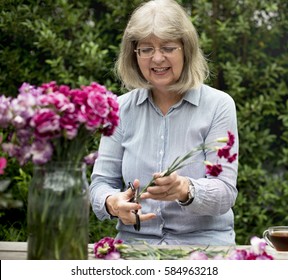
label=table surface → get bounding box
[0,241,287,260]
[0,241,94,260]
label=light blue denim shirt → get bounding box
[90,84,239,245]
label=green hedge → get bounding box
[1,0,288,245]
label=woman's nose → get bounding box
[152,49,165,62]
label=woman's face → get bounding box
[136,35,184,92]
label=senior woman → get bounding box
[89,0,239,245]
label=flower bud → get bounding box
[216,137,228,143]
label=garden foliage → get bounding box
[0,0,287,245]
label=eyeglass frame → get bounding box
[134,46,182,58]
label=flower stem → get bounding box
[137,145,207,198]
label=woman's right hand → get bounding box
[105,179,156,225]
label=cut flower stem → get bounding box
[137,138,230,199]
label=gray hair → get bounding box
[115,0,209,93]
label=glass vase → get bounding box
[27,162,90,260]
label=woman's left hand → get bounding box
[140,171,189,201]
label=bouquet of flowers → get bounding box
[0,81,119,166]
[0,81,120,259]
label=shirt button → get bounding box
[161,135,164,140]
[160,150,164,155]
[159,224,163,229]
[157,207,161,213]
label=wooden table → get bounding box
[0,242,96,260]
[0,241,287,260]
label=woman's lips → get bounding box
[151,67,171,73]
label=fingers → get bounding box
[140,212,156,221]
[141,172,182,201]
[120,201,141,212]
[106,178,157,227]
[121,210,156,225]
[107,177,164,226]
[126,179,140,198]
[133,179,140,188]
[141,189,173,200]
[126,181,141,203]
[126,184,136,198]
[115,202,139,225]
[153,171,176,185]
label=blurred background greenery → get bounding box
[0,0,287,245]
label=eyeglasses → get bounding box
[134,46,182,58]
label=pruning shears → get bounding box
[128,182,141,231]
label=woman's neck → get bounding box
[151,88,183,115]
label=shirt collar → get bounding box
[136,89,150,105]
[135,86,201,107]
[183,87,201,106]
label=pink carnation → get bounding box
[189,251,209,260]
[84,151,98,165]
[83,82,108,94]
[228,153,237,163]
[205,162,223,176]
[58,85,71,96]
[39,92,75,113]
[30,108,61,140]
[59,113,79,140]
[217,145,231,159]
[70,89,88,106]
[227,131,235,146]
[216,131,237,164]
[87,90,109,118]
[40,81,58,93]
[0,157,7,174]
[83,110,103,130]
[30,141,53,164]
[0,96,13,127]
[94,237,123,259]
